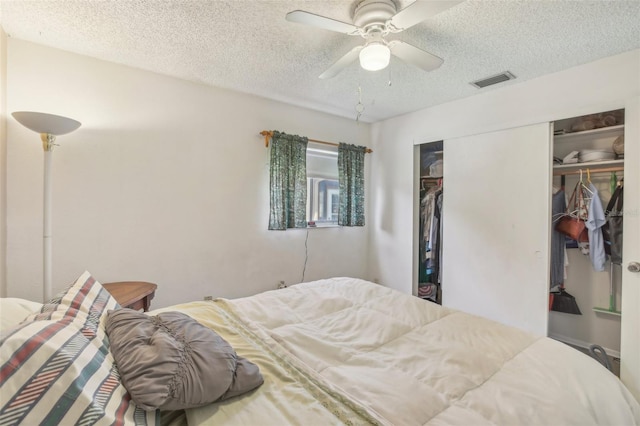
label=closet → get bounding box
[417,141,444,304]
[549,109,625,367]
[415,106,638,390]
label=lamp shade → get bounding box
[359,42,391,71]
[12,111,81,135]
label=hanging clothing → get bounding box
[564,246,569,280]
[424,189,443,286]
[586,182,606,271]
[421,189,437,261]
[550,189,566,288]
[604,182,624,265]
[435,191,444,285]
[420,186,442,260]
[429,191,440,254]
[418,187,443,302]
[419,185,443,290]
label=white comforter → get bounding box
[158,277,640,425]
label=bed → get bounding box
[1,272,639,425]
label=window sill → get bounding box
[307,222,339,229]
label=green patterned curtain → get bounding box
[338,142,366,227]
[269,131,308,230]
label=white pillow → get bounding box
[0,297,43,332]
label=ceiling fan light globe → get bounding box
[359,43,390,71]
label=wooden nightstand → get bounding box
[102,281,157,312]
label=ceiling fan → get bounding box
[286,0,463,79]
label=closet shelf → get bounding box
[554,125,624,141]
[553,159,624,175]
[593,307,621,317]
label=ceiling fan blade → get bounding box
[286,10,360,34]
[389,40,443,72]
[390,0,463,31]
[319,46,363,79]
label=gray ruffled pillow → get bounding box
[105,309,263,411]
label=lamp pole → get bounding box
[12,112,81,302]
[42,133,55,301]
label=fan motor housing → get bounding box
[353,0,397,29]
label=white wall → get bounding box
[0,27,7,297]
[5,39,371,307]
[370,49,640,295]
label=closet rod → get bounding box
[553,166,624,176]
[260,130,373,153]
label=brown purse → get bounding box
[556,215,588,242]
[555,182,589,242]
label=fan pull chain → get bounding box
[355,85,365,123]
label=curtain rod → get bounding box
[260,130,373,153]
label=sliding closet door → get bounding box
[620,98,640,399]
[442,123,552,336]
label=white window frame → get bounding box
[306,145,339,228]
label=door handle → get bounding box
[629,262,640,273]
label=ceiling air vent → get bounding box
[470,71,516,89]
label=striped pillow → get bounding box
[0,271,158,425]
[25,271,118,349]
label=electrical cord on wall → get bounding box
[301,229,309,283]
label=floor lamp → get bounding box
[12,111,81,302]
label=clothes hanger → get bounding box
[579,169,593,196]
[562,174,582,218]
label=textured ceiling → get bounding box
[1,0,639,123]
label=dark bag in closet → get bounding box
[603,184,623,264]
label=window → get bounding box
[307,177,339,225]
[306,145,339,227]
